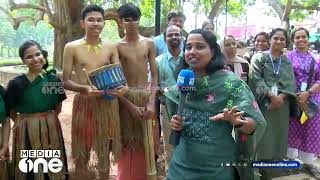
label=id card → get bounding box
[300,82,307,92]
[271,85,278,96]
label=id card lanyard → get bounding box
[295,50,309,92]
[296,50,309,74]
[269,54,282,95]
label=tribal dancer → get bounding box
[63,5,125,179]
[114,3,158,180]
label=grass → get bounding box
[0,58,54,67]
[0,58,55,74]
[0,58,23,66]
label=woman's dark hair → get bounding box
[118,3,141,20]
[175,29,225,77]
[270,28,289,48]
[81,4,104,20]
[254,32,270,44]
[291,27,310,42]
[19,40,49,70]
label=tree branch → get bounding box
[33,12,45,26]
[8,0,46,13]
[291,4,320,11]
[1,5,47,29]
[208,0,224,20]
[104,8,125,38]
[282,0,292,22]
[42,0,53,18]
[42,0,63,29]
[267,0,283,20]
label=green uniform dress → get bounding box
[6,70,68,180]
[0,86,10,180]
[165,70,266,180]
[249,52,296,179]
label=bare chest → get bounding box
[118,44,149,65]
[74,47,112,72]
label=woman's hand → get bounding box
[297,91,310,112]
[171,115,184,131]
[209,106,245,126]
[268,94,284,110]
[0,146,8,160]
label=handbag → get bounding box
[290,56,319,119]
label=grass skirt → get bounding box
[0,126,10,180]
[71,94,121,170]
[12,111,68,180]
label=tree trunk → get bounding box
[281,0,292,31]
[7,47,10,58]
[0,46,4,57]
[208,0,224,21]
[267,0,284,20]
[52,0,83,69]
[120,0,127,5]
[14,48,18,57]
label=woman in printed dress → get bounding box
[286,27,320,179]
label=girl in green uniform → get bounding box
[5,40,68,180]
[249,28,296,179]
[0,85,10,179]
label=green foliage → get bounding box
[187,0,254,18]
[278,0,320,21]
[101,21,121,42]
[290,9,310,21]
[227,0,247,17]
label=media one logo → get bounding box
[41,82,64,94]
[19,150,63,173]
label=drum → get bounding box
[88,64,127,100]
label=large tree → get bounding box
[0,0,175,68]
[0,0,85,68]
[187,0,255,22]
[267,0,320,30]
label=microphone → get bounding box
[169,69,195,146]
